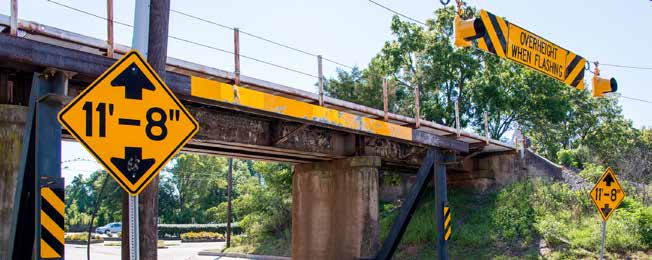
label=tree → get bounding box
[166,154,229,223]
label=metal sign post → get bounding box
[600,220,606,260]
[130,1,148,258]
[129,195,139,260]
[589,167,625,260]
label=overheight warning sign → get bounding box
[507,24,567,81]
[589,167,625,221]
[470,10,586,90]
[59,51,199,195]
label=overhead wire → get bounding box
[619,95,652,104]
[168,8,353,69]
[45,0,652,105]
[600,63,652,70]
[45,0,319,79]
[368,0,427,26]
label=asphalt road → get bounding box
[65,241,231,260]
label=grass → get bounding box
[223,232,291,256]
[104,240,179,248]
[380,181,652,259]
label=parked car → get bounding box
[95,222,121,235]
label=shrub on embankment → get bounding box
[380,180,652,259]
[158,224,241,238]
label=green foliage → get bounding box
[556,147,589,169]
[64,171,121,231]
[578,164,605,183]
[493,182,536,243]
[65,232,102,242]
[220,161,292,256]
[381,174,402,186]
[158,224,240,238]
[180,231,224,241]
[382,181,651,258]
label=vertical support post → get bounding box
[600,220,606,260]
[484,111,489,144]
[234,28,240,86]
[383,78,388,121]
[435,151,449,260]
[376,149,436,260]
[455,100,460,137]
[10,0,18,36]
[226,158,233,248]
[415,85,420,128]
[318,55,324,106]
[106,0,114,58]
[233,28,241,103]
[8,71,67,260]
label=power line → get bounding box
[601,63,652,70]
[368,0,427,26]
[620,95,652,104]
[169,8,353,69]
[45,0,319,78]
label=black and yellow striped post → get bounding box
[443,207,451,241]
[40,178,65,259]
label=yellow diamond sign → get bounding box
[589,167,625,221]
[58,50,199,195]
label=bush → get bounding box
[180,231,224,241]
[65,232,102,242]
[158,224,241,238]
[556,147,589,169]
[578,164,605,183]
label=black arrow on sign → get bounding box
[602,173,615,186]
[601,203,612,217]
[111,62,155,100]
[110,147,155,184]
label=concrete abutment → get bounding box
[0,105,28,259]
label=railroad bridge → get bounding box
[0,15,559,259]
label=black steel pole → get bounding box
[226,158,233,248]
[435,150,449,260]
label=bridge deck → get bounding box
[0,15,514,163]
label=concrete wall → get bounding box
[382,149,563,196]
[292,156,380,260]
[0,105,28,258]
[447,149,562,191]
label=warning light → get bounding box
[592,76,617,97]
[591,65,617,98]
[454,15,484,48]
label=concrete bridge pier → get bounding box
[292,156,381,260]
[0,105,28,259]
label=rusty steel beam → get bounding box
[0,32,471,153]
[0,16,514,151]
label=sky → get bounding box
[3,0,650,184]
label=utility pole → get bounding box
[226,158,233,248]
[142,0,170,258]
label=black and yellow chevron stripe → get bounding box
[564,52,586,90]
[477,10,509,58]
[40,187,64,259]
[444,206,451,241]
